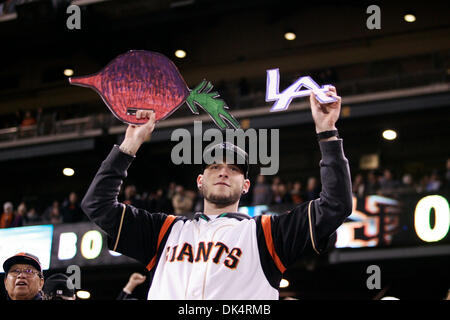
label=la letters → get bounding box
[266,68,337,112]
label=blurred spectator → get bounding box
[44,200,62,224]
[19,110,37,138]
[61,192,84,223]
[24,208,42,226]
[166,182,177,200]
[147,189,165,212]
[20,110,36,127]
[378,169,401,195]
[416,175,429,193]
[147,190,157,212]
[279,183,291,203]
[166,182,177,212]
[43,200,61,224]
[290,181,304,204]
[425,171,441,192]
[272,180,291,204]
[252,175,272,205]
[49,206,62,224]
[194,193,204,212]
[36,108,56,136]
[0,201,14,228]
[43,273,76,300]
[122,185,141,207]
[365,171,379,195]
[117,272,147,300]
[172,186,195,215]
[286,181,293,195]
[304,177,320,201]
[11,202,26,228]
[185,190,197,207]
[271,176,281,196]
[399,173,416,194]
[352,173,365,198]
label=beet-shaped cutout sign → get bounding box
[69,50,239,129]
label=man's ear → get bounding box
[197,174,203,190]
[39,278,44,291]
[243,179,250,194]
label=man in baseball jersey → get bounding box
[81,86,352,299]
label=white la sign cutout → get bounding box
[266,68,337,112]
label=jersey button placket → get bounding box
[187,221,208,299]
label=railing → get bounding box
[336,69,449,96]
[0,114,125,143]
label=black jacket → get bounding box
[81,139,352,289]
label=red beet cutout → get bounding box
[69,50,190,125]
[69,50,240,129]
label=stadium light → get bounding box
[404,14,416,23]
[382,129,397,141]
[64,69,74,77]
[63,168,75,176]
[284,31,296,41]
[76,290,91,299]
[280,279,289,288]
[175,49,187,59]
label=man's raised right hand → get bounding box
[119,110,156,156]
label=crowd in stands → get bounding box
[352,167,448,199]
[0,191,85,228]
[0,108,64,134]
[1,159,449,229]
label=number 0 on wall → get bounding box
[414,195,450,242]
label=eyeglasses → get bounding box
[8,268,41,278]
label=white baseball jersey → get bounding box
[148,213,278,299]
[81,141,352,300]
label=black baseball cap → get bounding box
[43,273,75,299]
[3,252,42,274]
[202,142,249,178]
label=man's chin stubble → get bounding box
[203,190,240,208]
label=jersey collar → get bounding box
[193,212,251,222]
